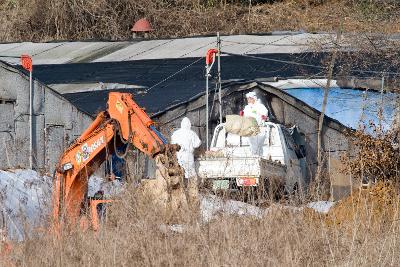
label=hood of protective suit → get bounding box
[180,117,191,130]
[246,91,258,101]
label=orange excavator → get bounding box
[53,92,183,231]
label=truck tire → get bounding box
[263,176,285,201]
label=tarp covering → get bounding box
[0,170,121,241]
[284,87,397,130]
[0,169,51,241]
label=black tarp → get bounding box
[28,52,394,116]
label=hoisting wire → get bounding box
[104,129,112,178]
[209,80,219,120]
[113,113,133,159]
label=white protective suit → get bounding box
[171,117,201,178]
[243,92,269,156]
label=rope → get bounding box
[104,130,112,177]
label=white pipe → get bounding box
[217,32,222,124]
[206,65,209,151]
[29,70,33,169]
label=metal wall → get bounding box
[0,62,93,173]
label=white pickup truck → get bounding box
[195,122,307,194]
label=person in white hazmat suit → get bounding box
[240,91,269,156]
[171,117,201,206]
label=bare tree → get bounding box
[315,23,342,195]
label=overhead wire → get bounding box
[223,40,306,47]
[125,40,175,61]
[144,56,203,93]
[220,36,400,76]
[66,56,204,105]
[223,51,324,70]
[68,40,217,104]
[222,35,307,53]
[223,50,400,77]
[141,41,215,93]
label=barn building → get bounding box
[0,33,366,198]
[0,61,93,173]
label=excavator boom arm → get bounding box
[53,92,169,227]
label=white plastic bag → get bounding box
[225,115,260,137]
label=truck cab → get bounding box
[196,122,307,194]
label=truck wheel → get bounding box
[264,176,284,201]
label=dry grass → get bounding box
[1,0,400,42]
[2,1,400,265]
[340,121,400,185]
[2,126,400,266]
[2,184,400,266]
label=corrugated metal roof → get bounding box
[0,33,324,65]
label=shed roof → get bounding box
[0,33,324,65]
[1,33,394,123]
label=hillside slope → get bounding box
[0,0,399,42]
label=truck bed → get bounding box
[196,156,286,179]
